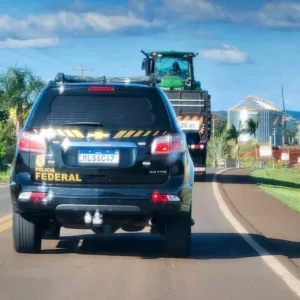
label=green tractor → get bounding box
[141,50,212,180]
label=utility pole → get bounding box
[281,85,286,146]
[73,65,93,76]
[273,127,277,146]
[212,116,215,139]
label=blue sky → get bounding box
[1,0,300,111]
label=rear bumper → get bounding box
[10,182,192,227]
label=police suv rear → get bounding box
[10,73,194,257]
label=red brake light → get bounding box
[151,134,186,155]
[152,191,168,203]
[29,192,47,203]
[18,131,46,154]
[191,144,205,150]
[88,86,114,92]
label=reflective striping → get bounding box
[33,128,168,139]
[133,130,143,137]
[178,116,183,120]
[192,116,198,120]
[71,129,85,138]
[56,129,66,137]
[184,115,190,120]
[64,130,75,138]
[143,131,152,137]
[113,130,128,139]
[194,167,206,172]
[123,130,136,138]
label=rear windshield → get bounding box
[27,91,172,130]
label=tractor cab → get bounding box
[141,50,201,91]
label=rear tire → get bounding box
[164,211,191,258]
[13,212,42,253]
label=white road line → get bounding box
[212,168,300,298]
[0,184,9,188]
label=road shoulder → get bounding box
[217,168,300,276]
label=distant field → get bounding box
[250,168,300,212]
[0,169,9,183]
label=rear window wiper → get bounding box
[62,122,104,127]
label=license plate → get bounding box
[179,120,200,130]
[78,150,119,164]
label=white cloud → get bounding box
[0,37,59,48]
[256,1,300,29]
[158,0,300,30]
[0,11,161,39]
[200,44,249,64]
[161,0,228,22]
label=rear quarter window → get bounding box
[26,88,172,130]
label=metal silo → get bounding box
[228,95,282,145]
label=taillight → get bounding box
[88,86,114,91]
[151,134,186,155]
[191,144,205,150]
[19,192,47,203]
[151,191,180,203]
[17,131,46,153]
[152,191,168,203]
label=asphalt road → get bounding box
[0,169,299,300]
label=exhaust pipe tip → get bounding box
[84,212,92,224]
[150,217,156,225]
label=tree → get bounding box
[0,65,46,136]
[285,122,298,144]
[0,120,16,168]
[208,132,229,167]
[245,117,260,139]
[226,121,246,167]
[245,117,260,160]
[212,113,227,137]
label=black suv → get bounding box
[10,73,194,257]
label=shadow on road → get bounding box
[40,232,300,261]
[211,170,300,191]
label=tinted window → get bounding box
[27,91,172,130]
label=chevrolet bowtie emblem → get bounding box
[87,131,110,139]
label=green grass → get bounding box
[250,168,300,212]
[0,169,9,183]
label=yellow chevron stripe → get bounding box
[133,130,143,137]
[71,130,84,138]
[123,130,136,138]
[113,131,127,139]
[163,131,168,135]
[143,131,152,137]
[33,129,38,134]
[56,129,65,137]
[153,131,160,136]
[64,130,75,138]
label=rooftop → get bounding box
[230,95,281,112]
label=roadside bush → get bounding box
[0,120,16,168]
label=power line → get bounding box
[73,65,93,76]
